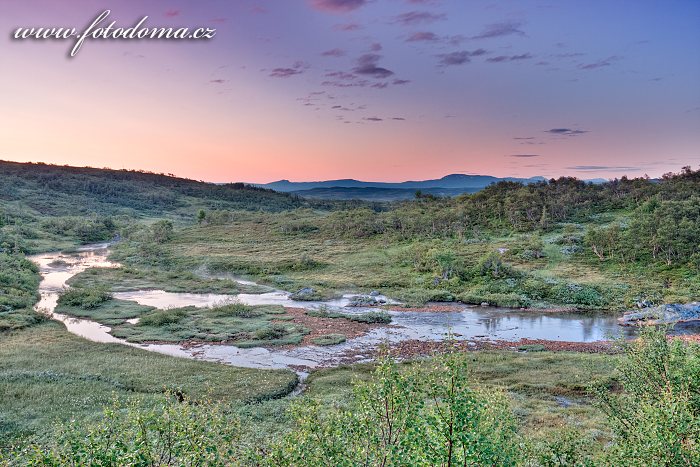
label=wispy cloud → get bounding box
[508,154,540,158]
[486,53,533,63]
[545,128,588,136]
[567,165,640,171]
[406,31,440,42]
[578,55,622,70]
[311,0,368,13]
[437,49,488,66]
[392,11,446,26]
[164,9,180,17]
[333,23,362,31]
[269,61,309,78]
[472,21,525,40]
[321,48,346,57]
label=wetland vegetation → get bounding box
[1,161,699,464]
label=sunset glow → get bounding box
[1,0,699,182]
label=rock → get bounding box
[619,302,700,326]
[347,295,385,307]
[480,302,489,307]
[369,290,380,297]
[290,287,320,301]
[634,299,654,309]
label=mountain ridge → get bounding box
[255,173,551,193]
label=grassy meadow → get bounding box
[1,162,699,464]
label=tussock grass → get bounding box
[0,322,298,444]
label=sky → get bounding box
[0,0,699,183]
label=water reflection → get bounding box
[30,245,642,370]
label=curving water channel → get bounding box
[32,244,640,371]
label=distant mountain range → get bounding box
[253,174,557,201]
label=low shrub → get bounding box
[254,323,289,340]
[517,344,546,352]
[137,308,187,327]
[57,287,112,309]
[458,292,531,308]
[348,311,391,324]
[206,302,264,318]
[311,334,347,346]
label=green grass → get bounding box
[0,321,298,445]
[306,308,392,324]
[0,314,645,459]
[104,211,699,310]
[0,309,47,332]
[55,299,154,326]
[304,350,618,446]
[66,301,312,346]
[310,334,347,346]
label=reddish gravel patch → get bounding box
[275,307,383,346]
[672,334,700,344]
[329,338,618,364]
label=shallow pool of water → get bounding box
[30,244,639,370]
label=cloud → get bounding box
[326,70,357,80]
[508,154,540,158]
[545,128,588,136]
[164,9,180,17]
[437,49,487,66]
[270,68,304,78]
[578,55,622,70]
[322,48,346,57]
[334,23,362,31]
[369,42,383,51]
[209,79,226,84]
[486,53,533,63]
[365,117,383,121]
[392,117,406,120]
[269,61,309,78]
[472,21,525,40]
[310,0,368,12]
[567,166,641,171]
[353,54,394,78]
[392,11,446,26]
[552,52,585,58]
[406,31,440,42]
[513,137,535,140]
[393,78,411,85]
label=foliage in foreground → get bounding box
[9,395,243,466]
[7,329,700,466]
[269,349,520,466]
[595,327,700,465]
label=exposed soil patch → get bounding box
[274,307,384,346]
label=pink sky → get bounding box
[1,0,698,183]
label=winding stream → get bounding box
[32,244,640,371]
